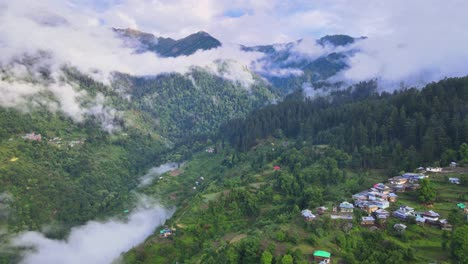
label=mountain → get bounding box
[114,28,222,57]
[115,29,363,94]
[242,34,365,94]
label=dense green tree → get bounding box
[281,254,294,264]
[261,251,273,264]
[451,225,468,263]
[418,178,436,204]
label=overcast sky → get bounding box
[71,0,390,44]
[1,0,468,89]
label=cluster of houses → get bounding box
[392,206,452,230]
[300,171,462,231]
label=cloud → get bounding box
[92,0,468,88]
[0,1,265,130]
[0,1,262,84]
[331,0,468,88]
[12,198,174,264]
[139,162,179,187]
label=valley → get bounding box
[1,1,468,263]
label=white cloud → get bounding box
[139,162,179,187]
[337,0,468,88]
[12,198,174,264]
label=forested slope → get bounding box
[221,77,468,172]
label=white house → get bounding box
[449,177,460,184]
[422,210,440,222]
[393,206,415,219]
[301,209,316,221]
[426,167,442,172]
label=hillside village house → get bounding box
[339,201,354,213]
[316,206,328,215]
[361,216,375,225]
[415,215,426,225]
[374,209,390,222]
[388,193,398,202]
[421,210,440,222]
[426,167,442,172]
[439,219,453,231]
[394,223,407,233]
[393,205,415,219]
[449,177,460,184]
[301,209,316,221]
[402,173,427,182]
[388,176,408,185]
[313,250,331,263]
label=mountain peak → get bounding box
[317,34,356,46]
[114,28,221,57]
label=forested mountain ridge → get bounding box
[114,28,362,94]
[220,77,468,172]
[241,34,365,93]
[111,69,277,140]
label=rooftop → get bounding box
[313,250,331,258]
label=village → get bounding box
[300,166,468,263]
[12,132,86,148]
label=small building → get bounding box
[449,177,461,184]
[301,209,316,221]
[374,209,390,222]
[160,227,175,238]
[330,214,353,220]
[339,201,354,213]
[374,200,390,209]
[364,204,379,214]
[393,185,406,192]
[457,203,466,210]
[273,166,281,171]
[393,206,415,219]
[415,215,426,225]
[439,219,453,231]
[450,162,457,168]
[402,173,427,182]
[361,216,375,225]
[426,167,442,173]
[388,193,398,202]
[313,250,331,263]
[373,183,391,194]
[316,206,328,215]
[394,223,407,233]
[352,191,368,201]
[422,210,440,222]
[388,176,408,185]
